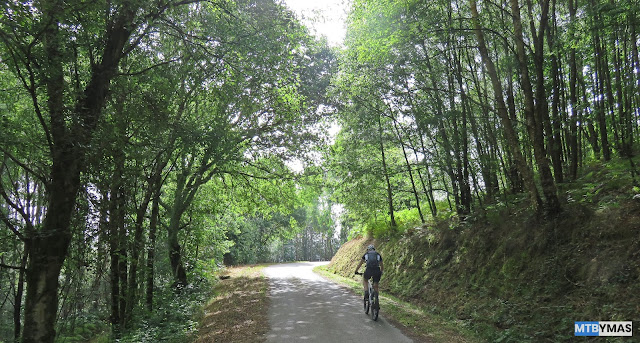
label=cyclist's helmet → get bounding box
[367,244,375,251]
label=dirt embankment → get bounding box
[327,200,640,342]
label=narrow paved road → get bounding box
[264,262,413,343]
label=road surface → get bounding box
[264,261,413,342]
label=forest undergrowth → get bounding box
[326,157,640,342]
[73,266,268,343]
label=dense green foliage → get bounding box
[329,0,640,236]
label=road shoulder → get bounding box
[194,265,269,343]
[314,265,481,343]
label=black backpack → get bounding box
[365,251,379,268]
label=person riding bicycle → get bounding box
[354,244,383,303]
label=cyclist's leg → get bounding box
[363,270,372,298]
[372,268,381,293]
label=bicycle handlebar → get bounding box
[354,272,363,275]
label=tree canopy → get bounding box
[1,0,639,341]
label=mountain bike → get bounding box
[355,272,379,321]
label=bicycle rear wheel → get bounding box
[370,293,379,321]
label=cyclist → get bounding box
[354,244,383,303]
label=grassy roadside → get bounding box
[314,265,482,343]
[194,265,269,343]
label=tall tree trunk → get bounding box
[390,114,425,223]
[581,72,601,158]
[454,48,472,215]
[13,252,28,342]
[126,158,165,321]
[22,2,74,340]
[109,147,127,332]
[468,57,500,200]
[165,144,221,287]
[444,7,465,216]
[446,69,463,215]
[377,114,396,228]
[412,139,436,218]
[612,14,632,157]
[470,0,543,212]
[504,57,526,194]
[568,0,580,180]
[629,8,640,145]
[126,201,146,323]
[510,0,561,213]
[146,189,161,310]
[165,152,214,287]
[418,134,438,217]
[545,0,564,183]
[21,3,137,340]
[402,74,437,218]
[591,0,611,161]
[92,187,110,313]
[601,37,621,153]
[167,170,189,287]
[419,42,460,214]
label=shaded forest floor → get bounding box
[326,157,640,342]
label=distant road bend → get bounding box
[264,262,413,343]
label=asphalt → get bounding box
[263,261,413,343]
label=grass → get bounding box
[194,265,269,343]
[314,265,481,343]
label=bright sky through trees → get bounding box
[279,1,345,174]
[283,0,349,46]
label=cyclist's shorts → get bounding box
[364,268,382,283]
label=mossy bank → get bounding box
[327,193,640,341]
